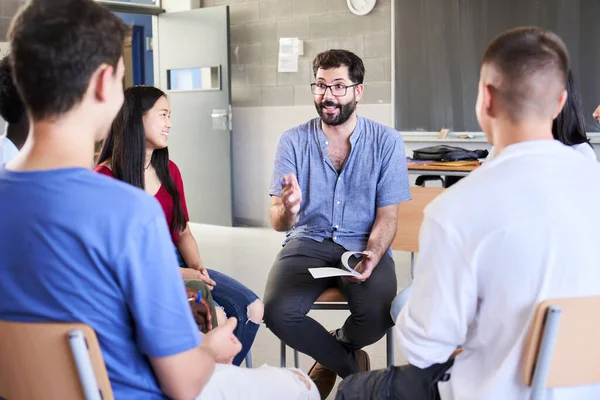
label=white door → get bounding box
[155,6,232,226]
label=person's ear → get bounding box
[551,89,568,120]
[354,83,364,103]
[93,64,116,103]
[483,83,498,118]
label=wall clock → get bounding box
[347,0,377,16]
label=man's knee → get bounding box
[352,300,394,327]
[263,297,301,332]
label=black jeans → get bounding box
[263,237,397,378]
[336,359,455,400]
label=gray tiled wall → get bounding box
[205,0,392,107]
[0,0,24,39]
[0,0,393,108]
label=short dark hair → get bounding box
[482,27,569,120]
[0,56,25,124]
[313,49,365,84]
[8,0,129,120]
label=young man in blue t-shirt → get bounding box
[0,1,317,399]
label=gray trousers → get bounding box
[263,237,397,378]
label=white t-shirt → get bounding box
[397,140,600,400]
[487,141,597,162]
[0,136,18,165]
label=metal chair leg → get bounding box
[386,327,395,366]
[294,349,300,369]
[280,340,287,368]
[245,350,253,368]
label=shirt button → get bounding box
[334,236,337,240]
[337,201,341,205]
[335,225,339,229]
[338,177,341,181]
[325,141,329,145]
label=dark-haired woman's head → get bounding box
[552,70,589,146]
[143,92,171,151]
[98,86,166,187]
[98,85,186,233]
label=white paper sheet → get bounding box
[308,251,365,279]
[278,38,300,73]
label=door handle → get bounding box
[211,110,227,118]
[211,109,228,130]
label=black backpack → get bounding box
[413,145,488,162]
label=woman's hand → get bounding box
[188,266,216,290]
[180,267,204,281]
[198,268,216,290]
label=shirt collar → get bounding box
[496,140,565,160]
[316,116,363,149]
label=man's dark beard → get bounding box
[315,98,357,126]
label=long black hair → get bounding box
[552,70,591,147]
[97,85,186,234]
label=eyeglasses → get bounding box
[310,83,359,97]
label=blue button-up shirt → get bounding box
[269,116,411,253]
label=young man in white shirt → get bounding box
[337,26,600,400]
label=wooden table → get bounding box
[407,161,480,177]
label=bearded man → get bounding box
[263,49,411,399]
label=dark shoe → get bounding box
[354,349,371,373]
[308,360,337,399]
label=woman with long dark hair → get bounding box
[96,86,263,366]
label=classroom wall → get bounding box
[0,0,23,38]
[202,0,392,107]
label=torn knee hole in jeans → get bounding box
[246,299,264,325]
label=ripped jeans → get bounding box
[207,269,261,366]
[197,364,320,400]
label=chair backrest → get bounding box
[0,320,113,400]
[523,296,600,389]
[391,186,444,253]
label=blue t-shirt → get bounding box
[0,167,200,399]
[269,116,411,253]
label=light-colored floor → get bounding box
[190,224,413,399]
